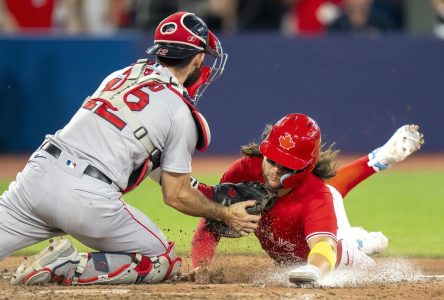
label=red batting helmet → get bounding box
[259,113,321,188]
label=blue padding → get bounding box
[0,33,443,154]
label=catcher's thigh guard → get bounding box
[68,241,182,285]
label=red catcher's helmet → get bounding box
[146,11,220,59]
[259,113,321,188]
[146,12,228,105]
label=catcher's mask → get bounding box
[259,113,321,188]
[146,11,228,104]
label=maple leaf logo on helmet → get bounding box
[279,133,296,150]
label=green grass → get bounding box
[1,170,443,257]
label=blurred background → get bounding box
[0,0,443,155]
[1,0,444,259]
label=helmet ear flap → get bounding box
[206,30,220,57]
[279,163,313,188]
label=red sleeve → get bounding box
[191,218,221,268]
[197,182,215,199]
[220,156,264,184]
[326,156,376,198]
[191,156,263,268]
[303,179,337,241]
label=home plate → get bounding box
[37,289,131,295]
[417,275,444,282]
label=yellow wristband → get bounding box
[308,241,337,271]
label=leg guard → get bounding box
[67,241,182,285]
[336,239,376,270]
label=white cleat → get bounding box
[349,227,389,255]
[363,232,389,255]
[10,237,79,285]
[288,264,322,284]
[368,124,424,171]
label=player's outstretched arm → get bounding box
[161,170,260,234]
[288,235,337,284]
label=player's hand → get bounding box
[223,200,261,235]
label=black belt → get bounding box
[40,142,112,185]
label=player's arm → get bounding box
[306,235,337,274]
[288,235,337,284]
[288,188,338,284]
[161,170,260,234]
[191,218,221,268]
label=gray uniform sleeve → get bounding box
[160,106,198,174]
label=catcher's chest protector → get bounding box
[88,59,211,191]
[90,59,211,153]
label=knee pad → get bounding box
[139,241,182,283]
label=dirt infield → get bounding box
[1,255,444,299]
[1,155,443,298]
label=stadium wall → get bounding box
[0,33,443,154]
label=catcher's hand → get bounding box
[206,182,277,238]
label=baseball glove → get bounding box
[206,182,277,238]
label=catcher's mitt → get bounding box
[206,181,277,238]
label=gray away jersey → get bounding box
[48,63,198,190]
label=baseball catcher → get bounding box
[4,11,262,286]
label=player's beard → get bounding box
[262,163,282,192]
[183,63,203,88]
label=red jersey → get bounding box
[5,0,55,30]
[194,156,337,266]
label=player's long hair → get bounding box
[240,124,339,180]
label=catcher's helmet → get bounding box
[259,113,321,187]
[146,11,219,59]
[146,12,228,105]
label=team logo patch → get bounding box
[156,48,169,56]
[160,22,177,34]
[66,160,77,169]
[279,133,295,150]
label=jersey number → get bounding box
[82,79,165,130]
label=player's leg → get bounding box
[0,157,64,260]
[328,185,388,255]
[327,156,376,198]
[0,201,62,261]
[335,238,376,270]
[66,200,182,285]
[327,124,424,198]
[11,189,181,285]
[11,236,180,285]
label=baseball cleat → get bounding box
[10,237,79,285]
[349,227,388,255]
[288,264,322,284]
[368,124,424,171]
